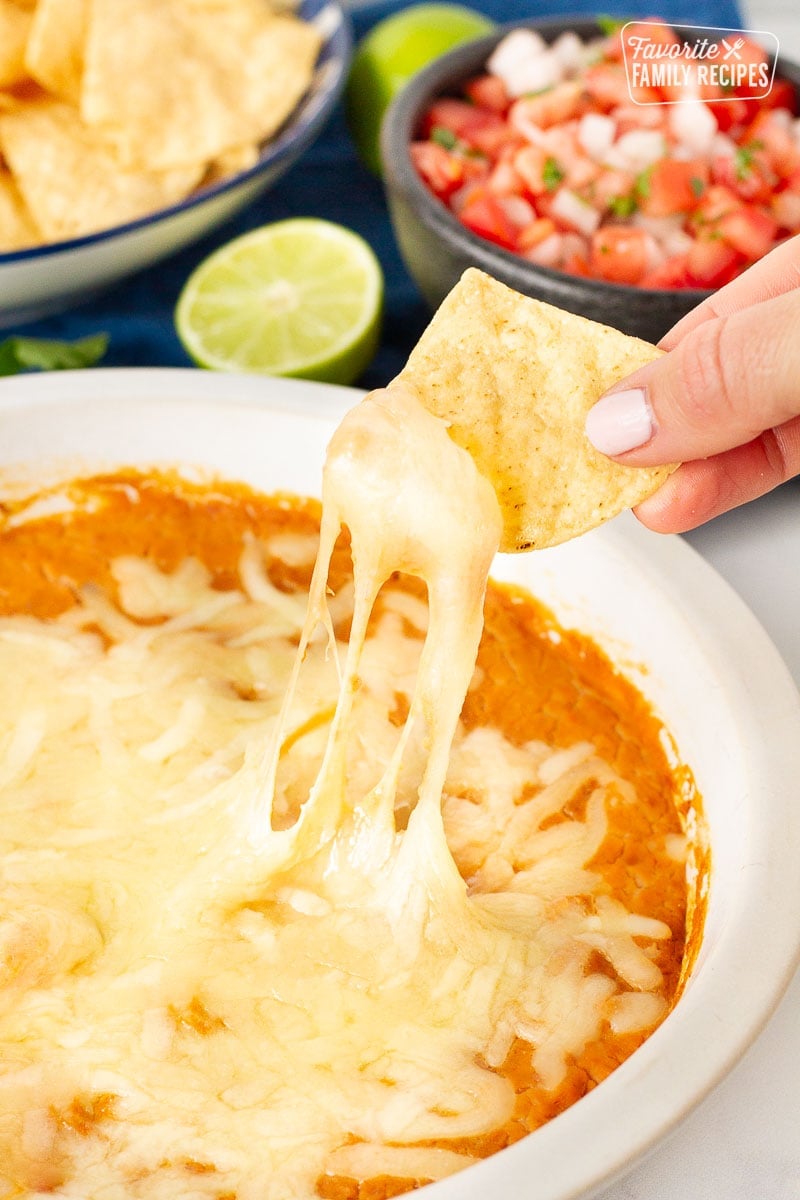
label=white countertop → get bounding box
[598,484,800,1200]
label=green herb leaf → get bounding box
[634,166,653,200]
[0,333,109,378]
[543,156,565,192]
[431,125,458,151]
[596,14,628,35]
[608,194,637,218]
[734,140,764,181]
[690,176,706,199]
[522,85,554,98]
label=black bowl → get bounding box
[381,17,798,342]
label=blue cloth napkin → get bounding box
[16,0,743,390]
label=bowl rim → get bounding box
[0,0,352,266]
[2,367,800,1200]
[381,14,799,302]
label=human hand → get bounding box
[584,235,800,533]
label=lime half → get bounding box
[175,219,384,385]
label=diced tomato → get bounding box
[466,118,517,158]
[486,156,523,197]
[686,234,743,286]
[464,74,511,115]
[583,64,632,112]
[508,82,584,133]
[639,253,692,289]
[639,159,708,217]
[717,206,778,259]
[707,95,758,133]
[690,184,743,231]
[512,145,550,196]
[772,187,800,231]
[563,251,591,277]
[459,191,519,250]
[728,37,770,98]
[711,149,774,203]
[745,111,800,178]
[421,99,479,140]
[518,217,557,250]
[566,156,600,191]
[589,226,651,284]
[421,101,511,156]
[611,104,665,135]
[762,78,797,115]
[410,142,465,201]
[592,167,636,213]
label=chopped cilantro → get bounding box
[431,125,458,151]
[0,333,109,377]
[522,85,554,98]
[690,176,706,199]
[596,14,629,35]
[634,166,653,200]
[543,156,565,192]
[608,194,637,218]
[734,140,764,181]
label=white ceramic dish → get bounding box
[0,0,350,330]
[1,367,800,1200]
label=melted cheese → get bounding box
[0,386,681,1198]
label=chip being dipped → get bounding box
[397,269,677,552]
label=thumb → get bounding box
[585,289,800,466]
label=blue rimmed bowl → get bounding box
[0,0,351,329]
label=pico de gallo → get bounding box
[411,20,800,289]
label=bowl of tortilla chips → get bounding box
[0,0,351,327]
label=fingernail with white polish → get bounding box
[585,388,654,456]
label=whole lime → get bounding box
[346,3,495,176]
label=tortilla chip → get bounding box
[0,99,202,242]
[0,0,34,88]
[0,166,40,250]
[25,0,90,104]
[398,269,676,552]
[200,141,261,189]
[81,0,321,170]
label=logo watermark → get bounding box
[621,23,780,105]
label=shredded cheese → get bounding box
[0,387,680,1198]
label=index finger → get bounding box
[660,234,800,350]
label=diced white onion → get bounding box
[508,99,548,145]
[768,107,793,131]
[498,194,536,228]
[550,30,585,76]
[560,232,588,260]
[642,232,666,272]
[577,112,616,161]
[606,130,666,173]
[634,215,693,260]
[487,30,562,97]
[668,101,718,156]
[524,231,563,267]
[550,187,601,236]
[711,132,737,160]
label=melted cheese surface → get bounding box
[0,387,695,1199]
